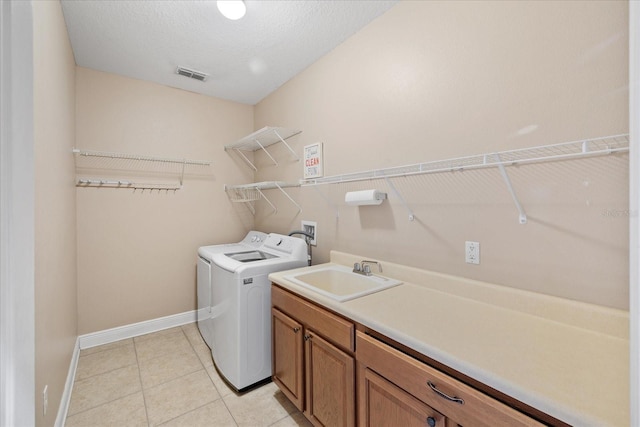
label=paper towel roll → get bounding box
[345,189,387,206]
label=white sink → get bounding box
[284,264,402,302]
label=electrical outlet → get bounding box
[465,241,480,264]
[301,220,317,246]
[43,385,48,416]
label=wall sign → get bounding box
[303,142,323,179]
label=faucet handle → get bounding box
[360,260,382,273]
[353,262,361,273]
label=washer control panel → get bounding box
[263,234,295,254]
[241,231,267,247]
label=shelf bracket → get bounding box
[273,129,300,162]
[383,175,415,221]
[492,154,527,225]
[232,148,258,172]
[274,182,302,214]
[254,139,279,167]
[256,187,277,214]
[246,201,256,215]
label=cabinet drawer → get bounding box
[272,285,354,351]
[356,331,544,427]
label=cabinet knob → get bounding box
[427,417,436,427]
[292,327,300,333]
[304,334,312,341]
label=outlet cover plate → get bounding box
[301,220,317,246]
[465,241,480,264]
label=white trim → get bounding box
[54,338,80,427]
[0,1,35,426]
[629,1,640,425]
[78,310,197,349]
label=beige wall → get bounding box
[33,1,77,425]
[75,68,254,334]
[254,1,630,309]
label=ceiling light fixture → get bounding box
[217,0,246,20]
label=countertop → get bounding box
[268,251,629,427]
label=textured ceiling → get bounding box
[61,0,398,105]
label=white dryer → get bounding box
[196,231,267,349]
[210,233,308,392]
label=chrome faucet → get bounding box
[353,260,382,276]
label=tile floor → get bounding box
[65,323,313,427]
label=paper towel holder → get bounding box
[345,189,388,206]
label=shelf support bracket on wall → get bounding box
[232,148,258,172]
[253,139,279,166]
[383,175,415,221]
[273,129,300,162]
[275,182,302,214]
[256,187,277,213]
[492,154,527,225]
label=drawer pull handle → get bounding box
[292,327,300,333]
[427,381,465,405]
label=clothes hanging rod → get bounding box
[76,178,182,191]
[300,134,629,186]
[72,148,210,166]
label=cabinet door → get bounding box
[360,367,446,427]
[305,330,355,427]
[272,308,304,411]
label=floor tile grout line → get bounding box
[74,359,139,383]
[141,365,205,391]
[219,392,241,427]
[133,334,152,427]
[65,389,143,421]
[154,396,228,427]
[78,339,133,358]
[182,325,240,426]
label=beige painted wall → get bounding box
[254,1,630,309]
[75,68,254,334]
[33,1,77,425]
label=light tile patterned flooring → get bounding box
[65,323,312,426]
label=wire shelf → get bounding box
[73,148,210,166]
[300,134,629,186]
[224,127,301,171]
[226,187,262,202]
[224,181,301,214]
[73,148,211,191]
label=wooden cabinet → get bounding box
[272,308,304,410]
[356,331,545,427]
[272,285,355,427]
[272,283,553,427]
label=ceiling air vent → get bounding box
[176,66,209,82]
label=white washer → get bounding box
[197,231,267,349]
[210,233,308,392]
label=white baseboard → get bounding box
[55,337,80,427]
[78,310,197,350]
